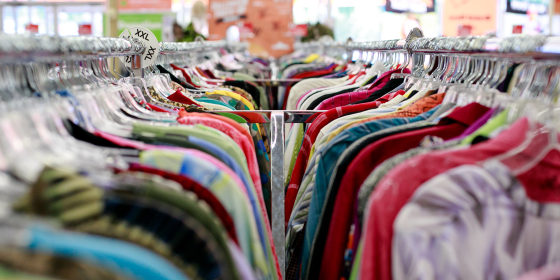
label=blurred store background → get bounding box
[0,0,558,57]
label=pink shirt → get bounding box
[517,263,560,280]
[360,118,530,280]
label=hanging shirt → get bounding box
[296,94,446,234]
[139,149,273,279]
[285,90,407,219]
[282,64,340,109]
[28,225,188,280]
[167,89,204,107]
[325,90,441,143]
[288,96,443,278]
[393,160,560,280]
[314,78,405,110]
[359,117,529,280]
[312,102,491,280]
[299,107,442,279]
[131,123,248,176]
[126,163,239,245]
[176,113,262,197]
[195,97,237,110]
[314,69,409,110]
[176,112,280,279]
[286,77,348,110]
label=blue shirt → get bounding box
[29,225,188,280]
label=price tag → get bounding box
[119,27,160,69]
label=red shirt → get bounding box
[358,111,532,280]
[284,90,406,223]
[320,102,491,280]
[147,103,174,112]
[170,64,200,88]
[167,89,202,106]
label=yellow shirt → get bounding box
[206,89,256,110]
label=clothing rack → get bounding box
[295,35,560,60]
[155,33,560,276]
[0,34,249,69]
[259,33,560,276]
[0,35,144,63]
[0,32,559,278]
[159,41,249,55]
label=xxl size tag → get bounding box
[119,27,160,68]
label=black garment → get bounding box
[471,135,490,145]
[497,63,520,92]
[286,228,305,280]
[305,123,434,280]
[349,78,405,105]
[64,119,136,150]
[104,194,225,280]
[156,65,197,90]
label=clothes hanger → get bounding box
[543,66,560,103]
[491,100,559,176]
[488,61,559,164]
[75,39,173,121]
[66,68,150,128]
[389,51,411,80]
[0,37,153,173]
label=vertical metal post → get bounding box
[12,6,17,34]
[0,5,3,33]
[53,5,58,35]
[549,0,555,35]
[270,111,285,278]
[45,5,49,35]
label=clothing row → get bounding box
[0,46,281,280]
[281,51,560,280]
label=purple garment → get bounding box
[447,108,497,142]
[393,160,560,280]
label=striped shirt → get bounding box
[393,161,560,280]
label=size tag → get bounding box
[119,27,160,69]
